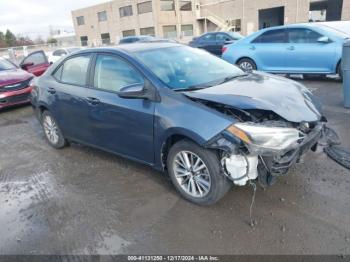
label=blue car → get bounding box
[222,23,349,78]
[31,43,330,205]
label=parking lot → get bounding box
[0,78,349,255]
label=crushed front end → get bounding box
[205,105,334,187]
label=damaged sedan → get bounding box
[31,43,330,205]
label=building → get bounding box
[71,0,350,46]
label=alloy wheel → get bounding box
[239,61,253,71]
[172,151,211,198]
[43,115,59,145]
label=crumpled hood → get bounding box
[183,72,322,123]
[0,69,33,87]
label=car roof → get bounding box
[76,42,182,54]
[259,23,324,32]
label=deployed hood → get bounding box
[0,69,33,87]
[183,72,322,123]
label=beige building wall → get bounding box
[342,0,350,20]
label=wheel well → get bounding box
[337,59,341,72]
[236,57,255,64]
[38,105,48,119]
[161,134,195,170]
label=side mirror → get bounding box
[317,36,330,43]
[118,81,160,101]
[21,62,34,70]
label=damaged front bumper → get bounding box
[209,122,333,186]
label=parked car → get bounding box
[47,47,82,64]
[31,43,330,205]
[222,23,349,78]
[119,35,155,44]
[0,57,34,109]
[189,31,244,56]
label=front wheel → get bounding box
[167,139,231,205]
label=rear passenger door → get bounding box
[87,53,155,164]
[50,54,93,143]
[250,29,287,72]
[285,28,336,73]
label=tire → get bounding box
[237,58,257,71]
[167,139,232,205]
[41,110,67,149]
[337,62,343,81]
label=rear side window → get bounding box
[252,29,286,43]
[287,28,323,43]
[93,55,144,92]
[54,55,90,86]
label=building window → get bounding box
[160,0,175,11]
[163,25,177,38]
[122,29,136,37]
[101,33,111,45]
[120,5,133,17]
[180,1,192,11]
[140,27,155,36]
[137,1,152,14]
[80,36,88,46]
[181,24,193,36]
[97,11,107,22]
[76,16,85,26]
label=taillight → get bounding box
[222,46,228,53]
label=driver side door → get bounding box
[87,53,155,164]
[20,50,50,76]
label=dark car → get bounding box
[31,43,329,205]
[189,31,244,56]
[119,35,155,44]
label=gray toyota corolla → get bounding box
[31,43,333,205]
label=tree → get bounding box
[47,37,57,44]
[5,29,16,46]
[0,31,6,48]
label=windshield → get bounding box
[228,32,244,40]
[135,46,245,90]
[0,58,17,71]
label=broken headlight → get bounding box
[226,123,302,152]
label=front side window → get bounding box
[180,1,192,11]
[216,33,230,41]
[98,11,107,22]
[287,28,323,43]
[140,27,155,36]
[94,55,144,92]
[135,46,244,90]
[59,55,90,86]
[120,5,133,17]
[76,16,85,26]
[200,33,215,42]
[252,29,286,43]
[181,24,193,36]
[163,25,177,38]
[137,1,152,14]
[160,0,175,11]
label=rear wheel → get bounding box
[237,58,257,71]
[41,110,67,149]
[167,139,231,205]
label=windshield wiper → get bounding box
[217,74,248,85]
[173,85,212,92]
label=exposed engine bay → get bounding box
[194,99,339,187]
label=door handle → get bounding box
[249,46,256,50]
[287,46,295,50]
[47,87,56,94]
[86,97,100,105]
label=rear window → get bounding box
[252,29,286,43]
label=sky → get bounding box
[0,0,108,39]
